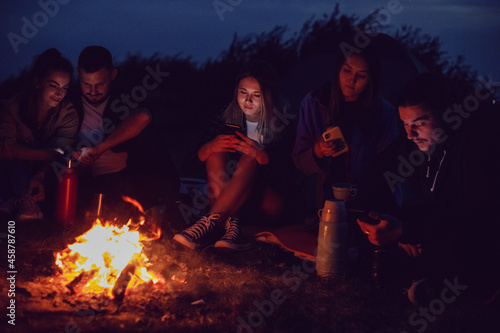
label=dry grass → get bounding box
[1,213,498,333]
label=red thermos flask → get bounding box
[56,160,78,225]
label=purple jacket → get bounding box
[292,84,400,187]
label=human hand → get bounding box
[357,212,403,246]
[28,173,45,202]
[398,242,423,258]
[72,150,82,160]
[233,131,269,165]
[208,134,241,154]
[198,134,241,162]
[76,147,102,165]
[314,139,336,158]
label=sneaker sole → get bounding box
[214,239,251,251]
[17,213,43,221]
[173,234,204,250]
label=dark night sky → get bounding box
[1,0,499,85]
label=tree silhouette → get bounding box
[1,5,492,170]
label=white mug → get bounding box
[332,183,358,201]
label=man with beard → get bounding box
[353,73,499,305]
[71,46,179,219]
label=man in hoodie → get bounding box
[354,73,499,304]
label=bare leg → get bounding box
[173,152,286,249]
[208,154,258,217]
[205,152,285,222]
[205,152,231,206]
[174,152,287,248]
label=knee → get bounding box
[206,152,227,169]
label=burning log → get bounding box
[112,263,136,303]
[66,269,98,294]
[55,198,165,298]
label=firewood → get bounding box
[112,263,136,303]
[66,269,98,294]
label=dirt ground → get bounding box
[1,208,499,333]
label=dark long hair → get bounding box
[223,61,283,145]
[22,48,73,135]
[327,43,381,130]
[397,73,454,133]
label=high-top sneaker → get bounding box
[16,195,43,221]
[173,213,223,249]
[215,216,251,251]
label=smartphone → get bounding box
[322,126,348,157]
[222,123,242,136]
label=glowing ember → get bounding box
[55,215,163,297]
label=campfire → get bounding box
[54,196,165,301]
[4,200,493,333]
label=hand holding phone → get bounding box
[322,126,348,157]
[222,123,242,136]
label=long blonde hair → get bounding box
[223,61,283,145]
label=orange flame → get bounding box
[122,195,144,214]
[55,217,163,297]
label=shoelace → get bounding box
[184,213,220,239]
[223,217,240,240]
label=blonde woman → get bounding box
[175,62,298,250]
